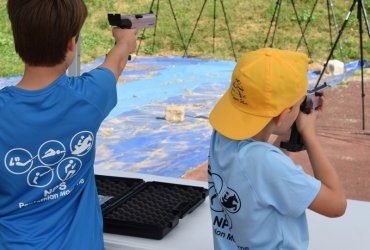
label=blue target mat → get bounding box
[0,57,368,178]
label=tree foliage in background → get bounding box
[0,0,369,76]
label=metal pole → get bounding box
[264,0,280,47]
[327,0,334,48]
[151,0,160,52]
[290,0,312,58]
[136,0,156,55]
[315,0,358,89]
[220,0,237,61]
[361,0,370,36]
[183,0,208,57]
[67,38,81,76]
[358,0,365,129]
[329,0,344,57]
[168,0,188,56]
[213,0,217,54]
[296,0,319,51]
[271,0,283,47]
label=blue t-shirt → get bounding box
[0,67,117,249]
[208,131,321,250]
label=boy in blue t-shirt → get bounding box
[208,48,347,249]
[0,0,137,249]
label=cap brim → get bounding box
[209,92,272,140]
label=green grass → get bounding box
[0,0,369,77]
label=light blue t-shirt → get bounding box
[208,131,321,250]
[0,67,117,249]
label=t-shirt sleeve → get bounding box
[249,146,321,218]
[77,67,117,119]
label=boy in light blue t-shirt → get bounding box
[0,0,137,249]
[208,48,347,249]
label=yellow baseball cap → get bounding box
[209,48,308,140]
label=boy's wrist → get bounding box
[302,131,319,148]
[113,42,131,55]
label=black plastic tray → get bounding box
[95,174,208,239]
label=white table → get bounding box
[97,169,370,250]
[307,199,370,250]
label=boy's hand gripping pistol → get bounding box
[108,13,156,60]
[280,83,327,152]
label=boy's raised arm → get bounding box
[297,97,347,218]
[99,28,137,80]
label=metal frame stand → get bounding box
[136,0,188,56]
[67,38,81,77]
[264,0,313,58]
[182,0,237,61]
[316,0,370,130]
[296,0,343,58]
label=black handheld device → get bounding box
[108,13,156,29]
[280,83,328,152]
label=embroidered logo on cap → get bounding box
[231,78,247,105]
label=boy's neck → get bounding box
[16,63,68,91]
[252,121,274,142]
[252,131,271,142]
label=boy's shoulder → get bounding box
[0,67,115,108]
[212,130,281,154]
[240,139,287,164]
[211,130,291,167]
[211,131,298,177]
[0,87,14,108]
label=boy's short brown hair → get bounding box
[7,0,88,66]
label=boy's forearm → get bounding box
[303,133,345,197]
[101,42,131,80]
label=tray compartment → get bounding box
[95,175,208,239]
[95,175,144,214]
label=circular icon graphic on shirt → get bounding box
[56,157,82,181]
[4,148,35,174]
[220,187,241,214]
[209,172,241,213]
[209,173,225,212]
[27,166,54,188]
[38,140,66,166]
[70,131,94,157]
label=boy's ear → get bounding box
[67,36,77,52]
[274,108,291,126]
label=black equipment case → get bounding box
[95,174,208,240]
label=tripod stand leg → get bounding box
[137,0,156,55]
[168,0,188,56]
[361,0,370,37]
[290,0,312,58]
[213,0,217,54]
[136,29,146,56]
[271,0,283,47]
[358,0,366,129]
[220,0,237,61]
[264,0,280,47]
[329,0,344,57]
[296,0,319,51]
[315,0,357,89]
[183,0,208,57]
[152,0,160,52]
[327,0,334,49]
